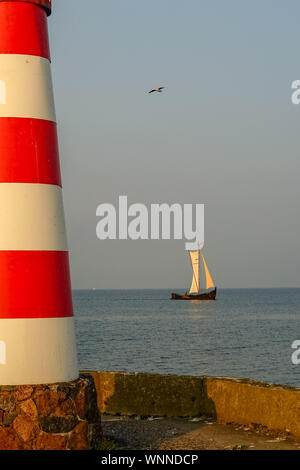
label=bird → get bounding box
[148,87,165,94]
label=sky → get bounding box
[48,0,300,289]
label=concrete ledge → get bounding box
[82,371,300,438]
[205,376,300,436]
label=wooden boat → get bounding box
[171,249,216,300]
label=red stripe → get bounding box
[0,118,61,185]
[0,251,74,319]
[0,2,50,59]
[0,0,52,16]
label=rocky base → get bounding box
[0,374,102,450]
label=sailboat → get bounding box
[171,249,217,300]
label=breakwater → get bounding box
[82,371,300,438]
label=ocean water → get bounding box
[73,289,300,388]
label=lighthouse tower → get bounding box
[0,0,78,385]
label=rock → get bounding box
[75,378,101,423]
[34,388,75,418]
[0,428,24,450]
[67,421,90,450]
[39,415,78,434]
[13,415,40,443]
[2,410,17,426]
[0,374,101,450]
[34,389,59,416]
[20,399,38,419]
[56,397,76,417]
[15,386,33,402]
[0,393,15,412]
[88,422,103,449]
[57,383,76,400]
[33,433,67,450]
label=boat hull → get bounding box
[170,288,217,300]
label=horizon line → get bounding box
[72,287,300,291]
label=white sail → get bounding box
[189,250,200,294]
[201,253,215,290]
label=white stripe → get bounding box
[0,183,68,251]
[0,79,6,104]
[0,54,56,121]
[0,317,78,385]
[0,340,6,365]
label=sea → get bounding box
[73,288,300,388]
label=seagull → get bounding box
[148,87,165,94]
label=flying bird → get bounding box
[148,87,165,94]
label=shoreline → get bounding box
[101,415,300,450]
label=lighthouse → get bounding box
[0,0,78,385]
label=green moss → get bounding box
[95,438,119,451]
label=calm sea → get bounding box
[73,289,300,388]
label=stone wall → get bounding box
[83,371,300,438]
[0,374,102,450]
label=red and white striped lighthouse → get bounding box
[0,0,78,385]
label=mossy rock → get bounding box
[95,438,119,451]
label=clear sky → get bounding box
[48,0,300,289]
